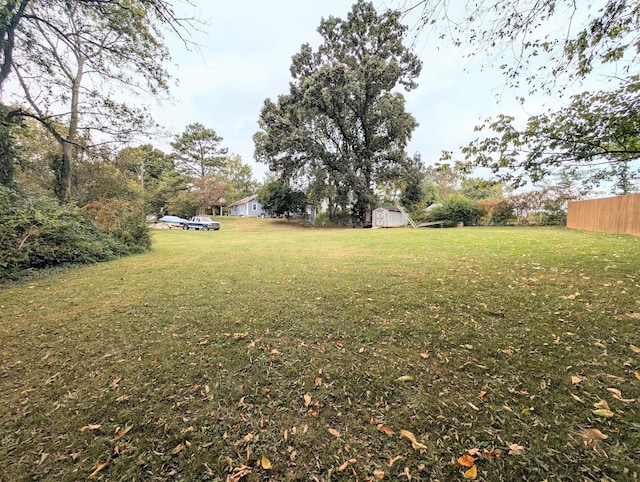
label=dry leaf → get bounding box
[226,465,252,482]
[388,455,404,467]
[630,344,640,354]
[571,376,582,385]
[508,443,524,455]
[607,387,636,403]
[314,377,322,387]
[635,371,640,381]
[113,423,133,440]
[594,400,610,410]
[377,424,394,435]
[582,428,608,440]
[88,460,109,479]
[457,455,475,467]
[80,424,101,432]
[628,313,640,319]
[261,455,272,470]
[420,352,430,359]
[396,375,414,382]
[373,469,385,479]
[571,393,585,403]
[482,448,503,458]
[338,458,357,471]
[308,409,318,417]
[113,444,128,455]
[592,408,614,418]
[400,429,427,450]
[478,391,488,402]
[468,448,481,456]
[328,427,340,438]
[171,443,185,455]
[304,394,311,406]
[463,465,478,479]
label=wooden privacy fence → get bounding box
[567,193,640,236]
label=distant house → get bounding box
[228,195,265,217]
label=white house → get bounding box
[228,195,265,217]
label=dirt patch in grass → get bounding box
[0,225,639,481]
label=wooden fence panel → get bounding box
[567,193,640,236]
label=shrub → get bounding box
[476,198,515,225]
[81,200,151,251]
[426,194,479,226]
[0,187,149,280]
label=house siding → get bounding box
[228,195,265,217]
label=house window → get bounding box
[252,203,258,211]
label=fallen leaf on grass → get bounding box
[571,393,585,403]
[457,455,475,467]
[594,400,610,410]
[171,441,191,455]
[592,409,614,418]
[328,427,340,438]
[396,375,414,382]
[463,465,477,479]
[377,424,393,435]
[388,455,404,467]
[478,391,488,402]
[508,443,524,456]
[635,371,640,381]
[80,424,101,432]
[226,465,252,482]
[607,387,636,403]
[304,394,311,406]
[373,469,385,479]
[314,377,322,387]
[338,458,357,471]
[88,460,109,479]
[420,352,430,359]
[630,344,640,354]
[400,430,427,450]
[571,376,583,385]
[582,428,608,440]
[37,453,49,465]
[261,455,272,470]
[482,448,503,458]
[113,423,133,440]
[113,444,128,455]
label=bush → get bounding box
[81,200,151,251]
[476,198,515,225]
[0,187,149,280]
[426,194,480,226]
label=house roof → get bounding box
[227,194,257,207]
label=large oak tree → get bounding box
[254,0,422,224]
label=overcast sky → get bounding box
[149,1,576,181]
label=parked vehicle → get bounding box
[180,216,220,231]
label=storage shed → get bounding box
[371,206,410,228]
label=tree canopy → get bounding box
[398,0,640,190]
[254,0,422,224]
[0,0,191,195]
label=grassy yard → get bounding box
[1,218,639,481]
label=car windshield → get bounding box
[200,217,213,222]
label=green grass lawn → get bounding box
[1,219,639,481]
